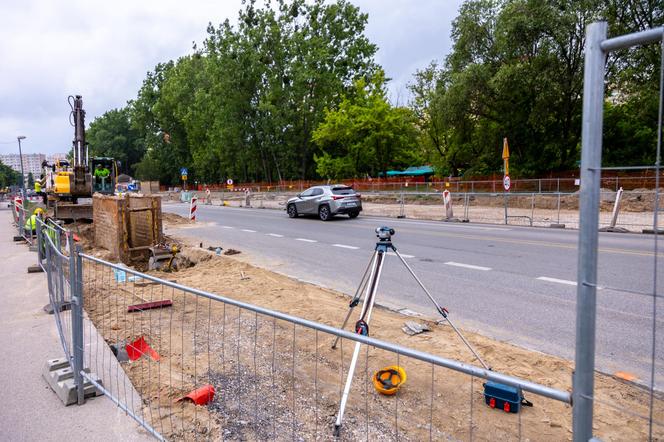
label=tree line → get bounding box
[86,0,662,185]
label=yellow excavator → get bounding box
[47,95,119,220]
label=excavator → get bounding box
[46,95,119,220]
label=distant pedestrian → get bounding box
[205,187,211,205]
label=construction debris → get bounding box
[126,336,160,362]
[401,321,431,336]
[224,249,241,256]
[177,384,216,406]
[127,299,173,313]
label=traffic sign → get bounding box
[503,175,511,191]
[226,178,233,185]
[502,138,510,160]
[181,175,187,181]
[180,167,188,176]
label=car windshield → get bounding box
[331,186,356,195]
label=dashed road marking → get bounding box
[386,251,415,259]
[536,277,604,289]
[444,261,491,271]
[220,226,234,229]
[241,229,257,233]
[266,233,284,238]
[332,244,359,250]
[295,238,317,243]
[536,276,577,286]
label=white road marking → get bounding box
[444,261,492,271]
[220,226,234,229]
[332,244,359,250]
[357,217,511,231]
[266,233,284,238]
[241,229,257,233]
[295,238,317,243]
[535,276,605,289]
[536,276,577,286]
[386,251,415,259]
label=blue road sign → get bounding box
[180,167,188,176]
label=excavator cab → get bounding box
[91,157,118,194]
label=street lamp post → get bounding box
[17,136,26,200]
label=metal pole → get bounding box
[36,219,42,265]
[334,249,384,435]
[71,241,85,405]
[17,136,26,201]
[393,250,490,370]
[573,21,607,442]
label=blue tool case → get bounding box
[483,381,533,413]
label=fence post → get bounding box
[574,21,606,442]
[36,220,42,265]
[18,206,24,238]
[70,238,85,405]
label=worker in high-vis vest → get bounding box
[24,207,45,235]
[94,164,110,191]
[35,174,47,204]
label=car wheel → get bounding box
[318,204,331,221]
[348,211,359,219]
[287,204,298,218]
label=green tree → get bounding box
[87,107,145,174]
[127,0,378,185]
[313,71,421,179]
[411,0,662,177]
[0,163,20,188]
[27,172,34,189]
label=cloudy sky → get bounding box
[0,0,463,155]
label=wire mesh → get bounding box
[66,253,574,441]
[573,23,664,441]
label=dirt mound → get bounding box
[163,212,193,226]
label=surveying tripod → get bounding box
[332,226,490,437]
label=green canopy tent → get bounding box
[382,166,435,180]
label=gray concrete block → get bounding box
[42,301,71,315]
[42,359,104,406]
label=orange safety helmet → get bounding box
[372,365,406,395]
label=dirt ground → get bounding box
[74,212,664,441]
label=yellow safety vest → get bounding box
[35,181,42,192]
[24,214,37,231]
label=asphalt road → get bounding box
[164,202,663,385]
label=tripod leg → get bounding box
[334,250,386,436]
[332,251,376,349]
[393,249,490,370]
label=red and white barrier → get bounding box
[189,196,198,221]
[442,190,454,219]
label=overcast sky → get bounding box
[0,0,463,155]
